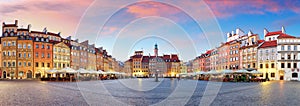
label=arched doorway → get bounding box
[3,71,6,78]
[19,71,24,79]
[27,70,32,78]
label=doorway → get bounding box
[27,70,32,78]
[280,76,284,80]
[3,71,6,78]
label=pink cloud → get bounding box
[126,1,181,18]
[0,0,93,36]
[203,0,300,18]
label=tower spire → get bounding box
[154,43,158,57]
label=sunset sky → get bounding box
[1,0,300,61]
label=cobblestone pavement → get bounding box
[0,79,300,106]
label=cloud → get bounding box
[125,1,181,18]
[203,0,300,18]
[0,0,94,36]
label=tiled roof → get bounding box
[47,32,61,37]
[31,31,46,34]
[259,40,277,48]
[3,24,17,27]
[265,31,282,37]
[142,56,149,63]
[277,33,296,39]
[17,28,29,31]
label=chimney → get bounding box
[264,28,269,36]
[281,26,285,34]
[2,22,5,26]
[27,24,31,31]
[231,30,235,35]
[248,30,253,36]
[227,33,230,38]
[15,20,18,26]
[236,28,240,35]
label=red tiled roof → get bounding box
[3,24,17,27]
[142,56,149,63]
[47,32,61,37]
[277,33,296,39]
[259,40,277,48]
[265,31,282,37]
[17,28,29,31]
[31,31,46,34]
[258,40,264,44]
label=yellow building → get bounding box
[53,42,70,70]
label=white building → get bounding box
[277,34,300,81]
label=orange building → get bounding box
[31,31,53,78]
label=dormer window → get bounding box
[10,32,14,36]
[4,32,8,36]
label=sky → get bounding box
[1,0,300,62]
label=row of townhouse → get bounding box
[0,20,120,79]
[124,44,181,77]
[192,26,300,81]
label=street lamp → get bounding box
[155,69,159,82]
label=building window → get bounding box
[18,44,22,48]
[271,63,275,68]
[35,62,39,67]
[18,62,22,66]
[253,63,255,68]
[36,44,39,48]
[28,53,31,58]
[281,63,285,68]
[288,55,291,60]
[7,42,11,46]
[288,46,291,51]
[294,63,297,68]
[19,53,22,58]
[35,52,38,57]
[271,73,275,77]
[260,64,263,68]
[3,62,6,67]
[23,44,26,48]
[287,63,291,68]
[42,53,44,58]
[24,62,26,67]
[42,62,44,67]
[12,62,15,67]
[28,62,31,66]
[42,45,44,49]
[294,45,297,51]
[3,42,6,46]
[47,45,50,49]
[28,44,31,49]
[47,63,50,67]
[47,53,50,58]
[281,46,284,51]
[12,41,15,46]
[266,64,269,68]
[24,53,26,58]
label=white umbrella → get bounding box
[61,67,77,73]
[235,69,250,74]
[250,70,262,74]
[207,70,220,74]
[222,70,234,74]
[47,69,58,73]
[77,68,89,74]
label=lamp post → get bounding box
[155,69,159,82]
